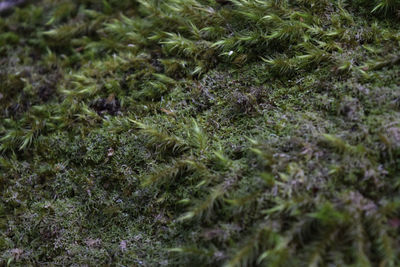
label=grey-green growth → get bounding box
[1,0,400,266]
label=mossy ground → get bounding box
[1,0,400,266]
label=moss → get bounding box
[1,0,400,266]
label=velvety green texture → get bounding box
[1,0,400,266]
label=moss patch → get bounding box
[1,0,400,266]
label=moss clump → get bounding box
[1,0,400,266]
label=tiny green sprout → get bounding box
[177,211,195,221]
[177,198,191,204]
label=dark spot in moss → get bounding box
[38,84,55,102]
[90,94,120,115]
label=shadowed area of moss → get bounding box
[1,0,400,266]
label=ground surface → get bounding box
[1,0,400,266]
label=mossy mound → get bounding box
[1,0,400,266]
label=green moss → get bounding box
[1,0,400,266]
